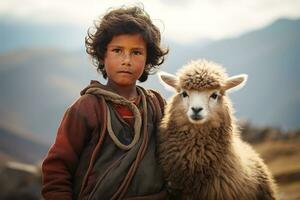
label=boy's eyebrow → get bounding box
[132,47,146,51]
[107,44,146,50]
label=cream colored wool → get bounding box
[158,59,277,200]
[178,60,227,91]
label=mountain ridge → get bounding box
[0,17,299,144]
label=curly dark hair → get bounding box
[85,5,169,82]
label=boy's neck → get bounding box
[106,81,138,100]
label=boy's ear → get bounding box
[158,71,179,92]
[223,74,248,93]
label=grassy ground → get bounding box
[253,138,300,200]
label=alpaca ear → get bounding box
[158,71,179,92]
[223,74,248,92]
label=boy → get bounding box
[42,5,169,200]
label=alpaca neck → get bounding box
[182,120,235,169]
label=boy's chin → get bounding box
[110,78,137,87]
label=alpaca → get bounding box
[157,60,277,200]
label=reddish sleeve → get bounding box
[41,95,98,200]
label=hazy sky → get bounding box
[0,0,299,43]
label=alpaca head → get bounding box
[159,60,247,126]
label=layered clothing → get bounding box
[42,81,167,200]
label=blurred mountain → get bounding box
[194,18,300,130]
[0,126,48,164]
[0,48,99,143]
[0,17,299,144]
[150,18,300,130]
[1,17,299,200]
[0,16,87,52]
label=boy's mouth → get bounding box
[118,70,132,74]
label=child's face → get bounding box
[104,34,147,87]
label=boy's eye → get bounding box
[181,91,189,98]
[112,48,121,53]
[132,50,142,56]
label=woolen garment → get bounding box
[41,80,167,200]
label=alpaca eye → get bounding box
[210,92,218,99]
[181,91,189,98]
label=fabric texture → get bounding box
[41,80,166,200]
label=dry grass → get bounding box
[253,139,300,200]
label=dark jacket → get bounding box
[42,81,167,200]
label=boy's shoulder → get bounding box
[137,86,164,100]
[138,86,166,118]
[80,80,104,96]
[145,88,166,107]
[68,80,106,114]
[68,94,102,118]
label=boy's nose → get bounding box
[122,52,131,65]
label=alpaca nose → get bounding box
[192,107,203,114]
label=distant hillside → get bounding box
[0,126,48,164]
[198,18,300,130]
[155,18,300,130]
[0,18,299,144]
[0,16,86,52]
[0,48,98,143]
